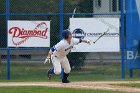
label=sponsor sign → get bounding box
[70,18,120,52]
[8,21,50,47]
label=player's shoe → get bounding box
[62,73,70,83]
[62,79,70,83]
[47,70,52,80]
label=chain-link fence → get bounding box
[0,0,139,81]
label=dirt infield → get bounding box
[0,81,140,93]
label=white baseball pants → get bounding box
[51,56,71,75]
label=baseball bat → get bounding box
[68,8,76,30]
[93,29,110,44]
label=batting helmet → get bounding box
[62,29,71,39]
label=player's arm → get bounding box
[73,38,91,45]
[47,46,56,58]
[80,39,91,44]
[44,42,64,64]
[47,51,52,58]
[44,47,54,64]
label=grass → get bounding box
[0,86,128,93]
[0,62,139,93]
[114,83,140,88]
[0,62,140,82]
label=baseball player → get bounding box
[44,29,90,83]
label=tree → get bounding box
[78,0,93,13]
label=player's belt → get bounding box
[53,55,62,58]
[52,55,58,58]
[54,55,58,57]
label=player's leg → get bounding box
[48,56,62,79]
[61,57,71,83]
[47,68,54,80]
[61,57,71,73]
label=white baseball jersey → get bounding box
[52,38,80,58]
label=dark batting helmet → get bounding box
[62,29,71,39]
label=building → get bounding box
[93,0,121,14]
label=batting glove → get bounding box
[44,57,51,64]
[86,39,91,45]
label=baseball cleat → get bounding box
[47,70,52,80]
[62,79,70,83]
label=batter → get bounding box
[44,29,90,83]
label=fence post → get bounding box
[121,0,125,79]
[7,49,10,80]
[59,0,63,40]
[0,50,1,78]
[59,0,64,79]
[6,0,10,80]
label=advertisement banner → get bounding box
[70,18,120,52]
[8,20,50,47]
[126,0,140,69]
